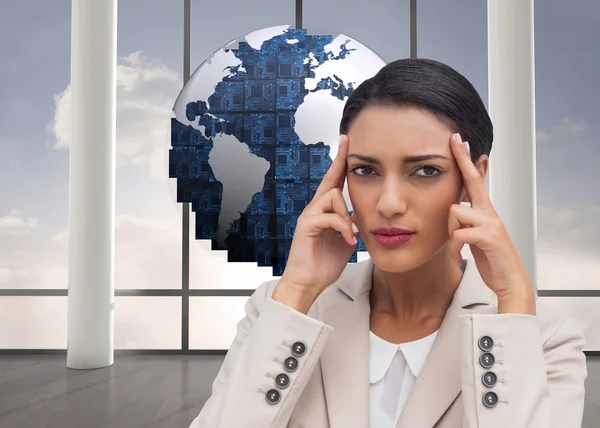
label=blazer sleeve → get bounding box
[458,311,588,428]
[188,280,334,428]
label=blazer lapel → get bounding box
[318,257,495,428]
[393,296,463,428]
[395,258,495,428]
[318,258,373,428]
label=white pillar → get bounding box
[67,0,117,369]
[487,0,538,291]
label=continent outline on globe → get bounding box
[170,25,386,276]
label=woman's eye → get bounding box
[415,165,442,177]
[350,165,442,178]
[351,165,374,176]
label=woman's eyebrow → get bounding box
[347,153,450,164]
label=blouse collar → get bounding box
[369,329,439,384]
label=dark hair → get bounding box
[339,58,493,163]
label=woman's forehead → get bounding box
[349,113,453,155]
[350,105,452,139]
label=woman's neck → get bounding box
[369,249,464,326]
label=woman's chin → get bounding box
[367,250,418,273]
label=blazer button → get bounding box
[284,356,298,372]
[479,352,495,369]
[482,391,498,408]
[275,373,290,389]
[266,389,281,405]
[292,341,307,357]
[478,336,494,352]
[482,371,497,388]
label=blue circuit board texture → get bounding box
[170,29,367,276]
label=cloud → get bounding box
[48,51,181,180]
[536,203,600,289]
[558,117,589,135]
[0,209,277,290]
[49,85,70,150]
[537,203,600,255]
[0,213,181,289]
[537,116,590,143]
[537,250,600,290]
[0,209,39,235]
[2,203,599,290]
[536,131,552,142]
[0,229,66,288]
[114,214,182,288]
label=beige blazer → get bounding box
[189,257,588,428]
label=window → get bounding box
[534,1,600,292]
[0,2,72,291]
[0,0,185,349]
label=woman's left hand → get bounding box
[447,133,536,315]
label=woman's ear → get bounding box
[477,155,490,179]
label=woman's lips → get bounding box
[372,232,416,247]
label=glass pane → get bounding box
[534,3,600,289]
[537,252,600,290]
[191,0,295,70]
[0,1,185,290]
[186,2,295,287]
[115,297,181,349]
[190,242,278,289]
[537,297,600,351]
[0,3,71,289]
[304,0,410,62]
[417,0,489,195]
[114,0,184,289]
[416,0,488,106]
[0,297,67,349]
[0,296,181,350]
[189,297,248,349]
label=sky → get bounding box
[0,0,599,347]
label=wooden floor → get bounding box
[0,354,224,428]
[1,354,599,428]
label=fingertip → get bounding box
[453,133,462,145]
[340,134,349,147]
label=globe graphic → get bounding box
[170,25,387,276]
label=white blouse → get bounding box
[369,329,439,428]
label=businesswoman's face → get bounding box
[346,104,487,273]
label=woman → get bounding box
[189,58,587,428]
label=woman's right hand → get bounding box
[276,134,360,302]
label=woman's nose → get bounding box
[376,182,408,218]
